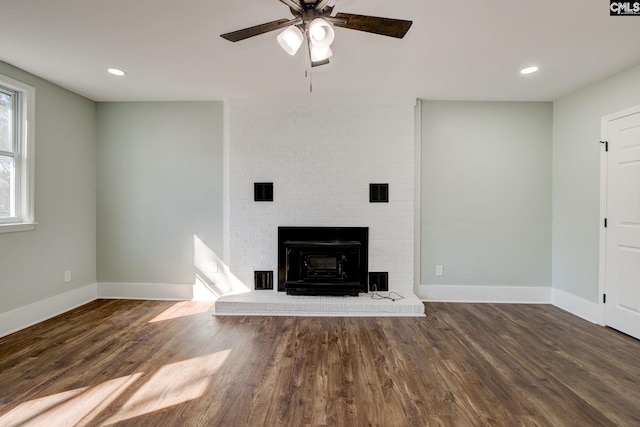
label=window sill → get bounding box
[0,222,38,234]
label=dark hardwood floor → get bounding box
[0,300,639,426]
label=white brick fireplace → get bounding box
[223,98,418,306]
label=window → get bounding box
[0,74,35,233]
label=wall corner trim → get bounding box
[550,288,600,324]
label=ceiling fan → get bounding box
[220,0,412,67]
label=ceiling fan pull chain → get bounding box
[305,39,313,93]
[304,69,313,93]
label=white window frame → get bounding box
[0,74,35,233]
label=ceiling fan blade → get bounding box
[221,18,299,42]
[333,13,413,39]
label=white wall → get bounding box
[228,99,416,294]
[96,102,224,287]
[553,63,640,302]
[0,61,96,314]
[420,101,553,292]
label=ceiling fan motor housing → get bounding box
[298,7,327,22]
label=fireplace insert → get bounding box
[278,227,368,296]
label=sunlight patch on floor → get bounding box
[149,300,216,323]
[0,373,142,427]
[103,350,231,425]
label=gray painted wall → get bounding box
[421,101,553,287]
[553,64,640,302]
[96,102,224,285]
[0,61,96,313]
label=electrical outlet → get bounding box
[210,262,218,273]
[64,270,71,283]
[435,265,444,277]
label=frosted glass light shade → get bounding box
[277,26,304,56]
[308,18,335,49]
[310,45,332,62]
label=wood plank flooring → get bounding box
[1,300,639,426]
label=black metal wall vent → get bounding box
[254,182,274,202]
[369,183,389,203]
[369,272,389,292]
[254,271,274,290]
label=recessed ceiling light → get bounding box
[107,68,126,76]
[520,66,539,75]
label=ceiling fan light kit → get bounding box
[221,0,412,73]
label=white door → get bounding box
[604,108,640,340]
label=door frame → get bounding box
[598,104,640,326]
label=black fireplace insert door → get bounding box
[278,227,368,296]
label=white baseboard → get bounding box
[419,284,551,303]
[551,288,600,324]
[97,281,219,301]
[419,284,601,324]
[0,283,97,338]
[97,282,197,301]
[0,282,218,338]
[0,282,601,338]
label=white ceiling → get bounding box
[1,0,639,102]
